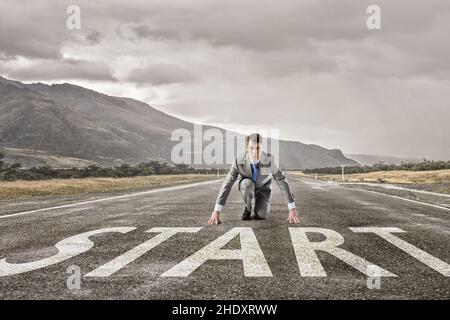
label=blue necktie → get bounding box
[251,162,259,183]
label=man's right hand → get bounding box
[207,211,221,225]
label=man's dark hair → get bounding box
[246,133,263,145]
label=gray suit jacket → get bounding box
[215,151,295,207]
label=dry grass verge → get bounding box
[0,174,219,199]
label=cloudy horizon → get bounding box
[1,0,449,160]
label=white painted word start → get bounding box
[1,227,449,277]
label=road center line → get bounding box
[0,179,222,220]
[341,182,450,198]
[350,188,450,212]
[290,175,450,212]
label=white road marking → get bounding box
[288,227,396,277]
[0,227,135,277]
[161,227,273,277]
[292,176,450,211]
[348,188,450,212]
[85,227,202,277]
[1,226,448,278]
[0,179,222,220]
[350,227,450,276]
[5,201,49,207]
[341,182,450,198]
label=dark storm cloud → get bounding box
[127,62,197,85]
[103,0,450,79]
[0,1,102,59]
[0,1,67,59]
[0,0,449,158]
[85,30,102,45]
[116,23,185,43]
[107,0,449,52]
[2,0,450,78]
[0,31,63,60]
[8,59,117,82]
[0,52,15,61]
[131,25,183,41]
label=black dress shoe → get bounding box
[242,208,252,220]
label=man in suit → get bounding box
[207,133,301,225]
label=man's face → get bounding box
[247,140,263,162]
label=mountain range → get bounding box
[0,76,359,169]
[345,154,423,166]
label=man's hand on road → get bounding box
[287,208,301,224]
[207,211,222,225]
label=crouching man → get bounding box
[207,133,301,225]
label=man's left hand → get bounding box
[287,208,301,224]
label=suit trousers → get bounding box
[239,178,271,218]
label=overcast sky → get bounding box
[1,0,449,159]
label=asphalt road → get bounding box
[0,175,449,299]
